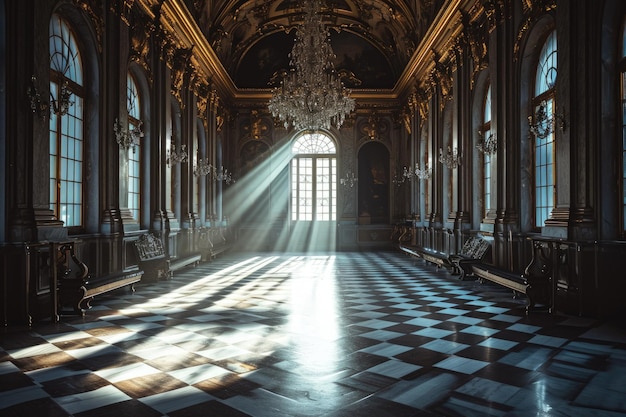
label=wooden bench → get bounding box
[134,233,170,282]
[449,235,492,280]
[398,229,482,272]
[399,242,451,269]
[57,242,143,315]
[197,226,232,261]
[471,240,553,314]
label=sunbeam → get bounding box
[224,135,338,253]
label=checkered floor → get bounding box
[2,251,626,417]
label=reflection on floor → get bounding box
[2,251,626,417]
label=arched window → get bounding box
[127,73,142,221]
[530,30,557,228]
[49,14,84,228]
[291,132,336,221]
[620,19,626,235]
[481,84,492,217]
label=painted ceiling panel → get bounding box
[195,0,442,90]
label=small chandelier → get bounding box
[439,146,461,169]
[114,118,144,153]
[340,170,358,187]
[167,144,188,166]
[476,130,497,155]
[528,100,566,140]
[268,0,355,131]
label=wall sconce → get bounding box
[415,162,432,179]
[528,100,566,140]
[340,171,358,188]
[212,165,235,185]
[51,80,74,116]
[27,75,48,120]
[393,166,411,186]
[193,157,234,184]
[167,144,188,166]
[476,130,497,155]
[394,163,432,186]
[27,75,74,119]
[193,156,212,177]
[439,145,461,169]
[114,118,144,153]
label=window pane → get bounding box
[292,132,336,154]
[535,31,557,96]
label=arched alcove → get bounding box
[358,141,390,224]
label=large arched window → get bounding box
[127,73,142,221]
[620,19,626,232]
[49,14,84,228]
[291,132,337,221]
[530,30,557,228]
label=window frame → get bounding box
[49,13,85,232]
[480,84,492,219]
[531,30,557,230]
[290,132,337,222]
[127,72,142,222]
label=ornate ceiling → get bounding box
[193,0,443,91]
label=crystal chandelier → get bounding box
[268,0,355,131]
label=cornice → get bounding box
[137,0,237,103]
[394,0,478,96]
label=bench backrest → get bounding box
[460,236,491,259]
[134,233,165,260]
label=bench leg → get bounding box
[78,296,93,313]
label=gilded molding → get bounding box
[129,11,154,80]
[416,86,431,127]
[110,0,136,26]
[431,52,453,108]
[195,81,209,130]
[170,46,194,109]
[513,0,556,61]
[242,110,270,140]
[461,11,489,89]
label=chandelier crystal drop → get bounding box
[268,0,355,131]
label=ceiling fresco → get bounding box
[195,0,442,90]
